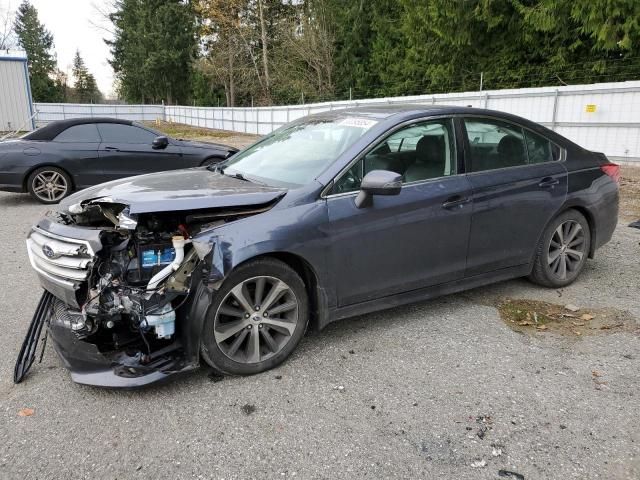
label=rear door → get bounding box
[97,123,183,181]
[326,118,473,306]
[461,117,567,276]
[51,123,102,188]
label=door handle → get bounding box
[442,195,471,210]
[538,177,560,188]
[103,146,120,151]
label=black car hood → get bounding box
[175,138,238,152]
[60,168,286,214]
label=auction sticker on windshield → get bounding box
[337,117,378,129]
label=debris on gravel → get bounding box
[498,470,525,480]
[470,459,487,468]
[497,298,637,336]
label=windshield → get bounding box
[219,116,378,187]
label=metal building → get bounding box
[0,50,35,132]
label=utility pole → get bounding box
[479,72,484,92]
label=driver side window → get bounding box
[331,119,456,194]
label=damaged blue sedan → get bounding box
[15,105,619,387]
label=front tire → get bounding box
[201,258,309,376]
[27,166,72,204]
[529,210,591,288]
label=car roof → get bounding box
[309,104,571,144]
[324,104,513,120]
[22,117,135,141]
[338,104,459,117]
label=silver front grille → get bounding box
[26,227,95,286]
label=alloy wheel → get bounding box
[547,220,586,280]
[213,276,299,364]
[31,171,69,202]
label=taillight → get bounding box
[601,163,621,184]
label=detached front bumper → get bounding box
[47,298,198,388]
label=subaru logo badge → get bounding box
[42,244,56,259]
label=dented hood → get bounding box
[60,168,286,214]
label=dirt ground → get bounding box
[145,120,260,149]
[620,166,640,221]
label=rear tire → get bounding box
[200,258,308,376]
[529,209,591,288]
[27,166,72,204]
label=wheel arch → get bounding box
[567,205,596,258]
[22,163,75,192]
[233,251,328,332]
[535,204,597,263]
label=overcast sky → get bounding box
[2,0,115,97]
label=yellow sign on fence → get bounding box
[585,104,597,113]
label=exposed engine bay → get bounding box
[16,196,278,387]
[66,207,201,348]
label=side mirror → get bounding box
[152,136,169,149]
[355,170,402,208]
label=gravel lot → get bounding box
[1,167,639,479]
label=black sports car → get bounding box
[0,117,237,203]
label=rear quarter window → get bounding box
[524,129,562,163]
[54,124,101,143]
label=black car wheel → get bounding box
[201,258,308,375]
[530,210,591,288]
[27,167,72,204]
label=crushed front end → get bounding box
[17,201,227,388]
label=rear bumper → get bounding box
[592,187,619,252]
[47,306,198,389]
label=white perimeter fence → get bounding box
[34,80,640,161]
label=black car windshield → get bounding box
[220,116,378,187]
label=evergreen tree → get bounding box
[13,0,63,102]
[108,0,197,104]
[106,0,640,106]
[72,50,102,103]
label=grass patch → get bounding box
[144,120,237,140]
[497,298,636,337]
[620,165,640,221]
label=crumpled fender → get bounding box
[191,201,334,330]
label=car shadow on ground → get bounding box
[0,192,41,207]
[30,258,604,397]
[70,279,523,398]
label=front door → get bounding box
[326,118,473,307]
[96,123,183,181]
[50,123,103,188]
[461,117,568,276]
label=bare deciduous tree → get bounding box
[0,2,17,50]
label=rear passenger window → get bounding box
[464,119,527,172]
[54,124,101,143]
[524,129,561,163]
